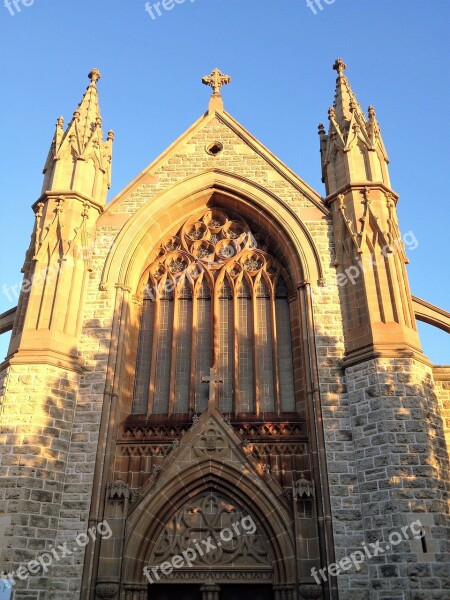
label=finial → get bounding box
[328,107,336,120]
[107,130,115,142]
[333,58,347,75]
[368,105,376,119]
[88,68,101,84]
[56,116,64,128]
[318,123,326,135]
[202,67,231,96]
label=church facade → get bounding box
[0,61,449,600]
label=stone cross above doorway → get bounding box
[201,367,223,409]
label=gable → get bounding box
[100,110,328,225]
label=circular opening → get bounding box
[192,240,215,261]
[206,141,224,156]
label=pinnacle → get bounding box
[330,58,365,129]
[88,68,101,84]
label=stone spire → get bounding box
[42,68,114,205]
[321,59,423,365]
[202,67,231,112]
[9,69,113,372]
[331,58,366,131]
[319,59,390,196]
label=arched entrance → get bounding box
[86,181,335,600]
[144,491,274,598]
[116,409,298,599]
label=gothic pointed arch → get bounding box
[121,454,296,587]
[98,173,336,599]
[100,170,325,292]
[126,205,301,417]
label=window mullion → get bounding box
[189,291,198,414]
[270,286,281,415]
[233,289,239,416]
[146,295,160,416]
[252,278,260,416]
[168,280,179,415]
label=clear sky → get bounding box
[0,0,449,365]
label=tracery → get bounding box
[132,209,296,416]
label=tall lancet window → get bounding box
[195,277,212,414]
[152,284,174,414]
[173,280,192,413]
[218,277,233,413]
[276,277,296,412]
[132,295,155,415]
[237,277,254,412]
[256,276,275,412]
[132,209,297,416]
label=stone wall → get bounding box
[340,357,450,600]
[0,363,79,598]
[434,367,450,457]
[0,232,117,598]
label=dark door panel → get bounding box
[221,585,273,600]
[148,585,202,600]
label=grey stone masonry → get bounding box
[342,357,450,600]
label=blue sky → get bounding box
[0,0,448,364]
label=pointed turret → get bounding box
[319,59,390,196]
[8,69,113,372]
[42,68,114,205]
[321,59,424,365]
[331,58,366,130]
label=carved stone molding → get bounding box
[233,421,307,439]
[251,442,308,458]
[120,422,191,442]
[96,583,119,599]
[298,583,323,599]
[149,492,270,569]
[119,444,173,457]
[153,570,273,583]
[293,473,315,499]
[106,479,130,501]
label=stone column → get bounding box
[200,583,220,600]
[274,585,292,600]
[284,584,296,600]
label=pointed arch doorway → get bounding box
[117,407,303,600]
[143,491,276,599]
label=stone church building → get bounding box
[0,60,449,600]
